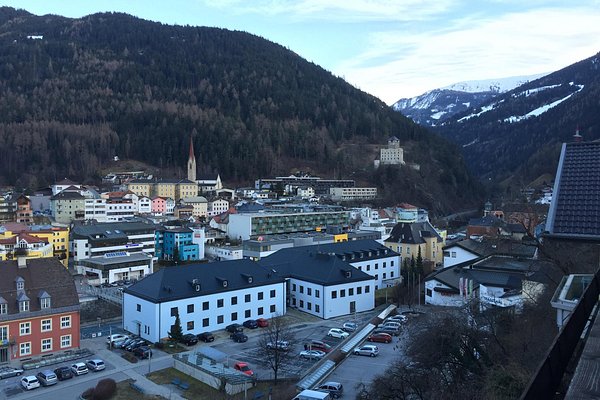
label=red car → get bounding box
[304,340,332,353]
[256,318,269,328]
[367,332,393,343]
[234,362,254,376]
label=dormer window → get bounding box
[15,276,25,291]
[39,291,52,309]
[0,296,7,315]
[19,300,30,312]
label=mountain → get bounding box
[433,52,600,185]
[392,74,546,126]
[0,7,481,213]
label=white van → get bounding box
[293,389,331,400]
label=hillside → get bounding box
[434,52,600,184]
[0,7,480,213]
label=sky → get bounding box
[4,0,600,104]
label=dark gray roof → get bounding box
[71,221,157,240]
[468,215,505,227]
[385,221,442,245]
[444,239,537,259]
[129,178,195,184]
[81,252,153,266]
[124,260,285,303]
[259,246,375,286]
[50,191,85,200]
[296,239,398,262]
[546,142,600,239]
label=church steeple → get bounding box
[187,136,197,182]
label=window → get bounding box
[136,304,141,312]
[61,316,71,328]
[365,285,370,293]
[217,315,224,324]
[16,281,24,291]
[61,335,72,348]
[407,247,410,254]
[383,262,387,268]
[315,304,320,313]
[299,300,304,308]
[426,289,433,297]
[307,288,312,296]
[41,338,52,352]
[451,251,457,258]
[299,286,304,294]
[270,305,276,313]
[231,312,238,321]
[0,326,7,341]
[41,298,51,309]
[170,307,178,317]
[391,260,394,266]
[349,288,354,296]
[331,291,337,299]
[20,322,31,336]
[245,294,251,303]
[292,298,296,306]
[375,263,379,270]
[292,284,296,291]
[315,289,320,298]
[258,292,264,300]
[217,299,224,308]
[357,286,362,295]
[202,318,209,327]
[307,302,312,311]
[203,301,209,311]
[383,273,387,279]
[187,321,194,331]
[258,307,264,315]
[375,274,379,280]
[340,290,346,298]
[19,300,29,312]
[20,342,31,356]
[231,296,238,306]
[41,319,52,332]
[245,309,251,318]
[270,290,276,298]
[366,265,370,271]
[187,304,194,313]
[0,304,6,315]
[391,271,394,277]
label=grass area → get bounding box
[147,368,297,400]
[159,342,187,354]
[375,287,395,306]
[111,379,166,400]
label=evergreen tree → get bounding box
[168,314,183,342]
[416,246,424,276]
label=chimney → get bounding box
[17,256,27,268]
[574,127,583,143]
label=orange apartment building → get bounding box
[0,258,80,363]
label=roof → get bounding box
[182,196,208,203]
[259,245,375,286]
[385,221,443,245]
[0,258,79,316]
[296,239,398,261]
[54,178,77,186]
[0,233,47,245]
[50,191,85,201]
[546,142,600,239]
[81,251,153,267]
[197,174,219,181]
[71,221,156,240]
[468,215,505,227]
[444,239,537,258]
[124,259,285,303]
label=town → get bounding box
[1,133,597,400]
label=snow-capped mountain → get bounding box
[392,73,546,126]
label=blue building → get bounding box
[155,227,200,262]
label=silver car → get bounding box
[353,344,379,357]
[35,370,58,386]
[0,367,24,379]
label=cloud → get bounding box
[338,6,600,103]
[202,0,456,22]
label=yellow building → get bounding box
[0,232,54,262]
[178,180,199,200]
[127,181,152,197]
[384,221,445,267]
[27,227,70,267]
[127,179,198,202]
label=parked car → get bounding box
[353,345,379,357]
[342,322,358,332]
[374,326,400,336]
[35,370,58,386]
[367,332,393,343]
[304,340,332,353]
[106,333,129,345]
[233,362,254,376]
[382,321,402,329]
[230,332,248,343]
[197,332,215,342]
[86,359,106,372]
[0,367,24,379]
[126,339,147,351]
[267,340,290,351]
[71,362,89,376]
[256,318,269,328]
[20,376,40,390]
[327,328,349,339]
[53,366,73,381]
[119,337,138,349]
[243,319,258,329]
[133,346,153,359]
[317,382,344,398]
[181,334,199,346]
[387,315,408,323]
[299,350,326,360]
[226,323,244,333]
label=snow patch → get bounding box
[462,138,479,148]
[431,111,447,120]
[458,103,497,122]
[503,85,584,123]
[441,73,548,94]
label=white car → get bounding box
[327,328,350,339]
[387,315,408,323]
[299,350,326,360]
[71,362,89,376]
[20,376,40,390]
[86,359,106,372]
[106,333,129,345]
[353,344,379,357]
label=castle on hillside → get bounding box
[374,137,405,168]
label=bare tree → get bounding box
[257,314,297,383]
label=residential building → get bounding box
[181,196,208,218]
[330,187,377,202]
[443,238,537,268]
[205,244,243,261]
[0,195,15,222]
[155,227,200,262]
[227,211,349,240]
[165,198,175,215]
[28,188,53,215]
[122,260,286,342]
[50,178,81,196]
[255,175,355,195]
[138,196,152,214]
[151,197,167,215]
[50,191,85,224]
[70,220,157,264]
[14,195,33,224]
[27,226,70,267]
[208,198,230,217]
[385,221,445,267]
[174,204,194,220]
[0,233,54,261]
[197,174,223,194]
[127,179,198,202]
[0,258,80,362]
[79,251,154,285]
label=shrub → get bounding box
[154,341,164,349]
[122,352,138,363]
[92,378,117,400]
[80,388,94,399]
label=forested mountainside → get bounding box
[0,7,480,212]
[434,51,600,185]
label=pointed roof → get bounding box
[189,136,195,161]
